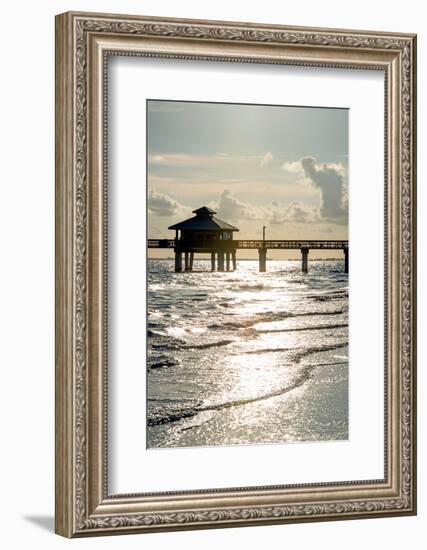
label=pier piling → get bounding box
[232,251,237,271]
[218,251,225,272]
[344,247,349,274]
[174,250,182,272]
[258,248,267,272]
[211,251,216,271]
[301,247,309,273]
[226,251,231,271]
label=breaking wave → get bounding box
[147,356,348,427]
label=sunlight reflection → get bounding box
[147,260,349,448]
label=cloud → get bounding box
[148,189,185,217]
[282,157,347,223]
[214,191,319,226]
[269,201,320,225]
[260,151,273,167]
[300,157,347,223]
[281,160,304,174]
[149,153,204,165]
[149,153,268,167]
[216,190,262,222]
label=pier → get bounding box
[148,238,349,273]
[148,206,348,273]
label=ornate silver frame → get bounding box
[55,11,417,537]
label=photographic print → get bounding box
[147,100,349,449]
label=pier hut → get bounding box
[168,207,239,272]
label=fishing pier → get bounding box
[148,206,349,273]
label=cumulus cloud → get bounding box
[214,191,319,225]
[269,201,320,225]
[300,157,347,223]
[260,151,273,167]
[282,157,347,223]
[281,160,304,174]
[216,190,262,221]
[212,152,350,226]
[148,188,184,217]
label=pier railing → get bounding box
[148,239,348,250]
[235,239,347,249]
[148,239,176,248]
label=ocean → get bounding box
[147,259,348,449]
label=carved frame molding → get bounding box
[55,11,416,537]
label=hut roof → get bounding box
[168,206,239,232]
[192,206,216,216]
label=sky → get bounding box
[147,100,348,259]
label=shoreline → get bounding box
[147,346,349,450]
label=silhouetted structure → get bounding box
[168,207,239,272]
[149,206,349,273]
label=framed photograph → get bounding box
[55,11,417,537]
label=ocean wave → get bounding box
[150,334,185,351]
[147,329,168,338]
[148,321,162,329]
[255,323,348,334]
[242,341,348,357]
[151,334,234,351]
[237,283,266,291]
[186,339,234,350]
[148,356,180,370]
[207,311,294,331]
[148,408,199,426]
[207,310,345,332]
[207,318,269,330]
[147,359,348,427]
[307,290,348,302]
[294,309,345,317]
